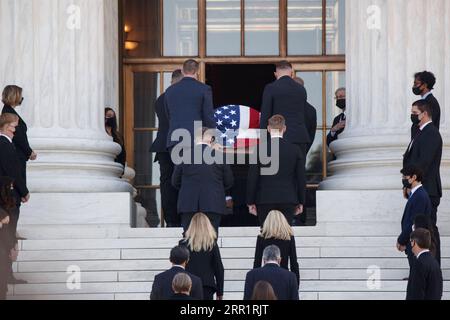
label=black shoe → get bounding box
[7,276,28,285]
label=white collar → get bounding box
[416,249,430,259]
[410,184,423,196]
[422,91,432,100]
[0,133,12,143]
[271,135,283,139]
[420,121,433,131]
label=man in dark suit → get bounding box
[406,229,443,300]
[396,166,432,271]
[244,245,299,300]
[411,71,440,137]
[150,246,203,300]
[260,61,310,155]
[150,70,184,227]
[327,87,346,147]
[247,115,305,226]
[165,60,216,150]
[403,100,442,265]
[293,77,317,154]
[0,113,29,285]
[172,128,234,233]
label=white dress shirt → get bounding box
[422,91,433,100]
[416,249,430,259]
[0,133,12,143]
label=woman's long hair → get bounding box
[251,281,278,300]
[261,210,293,241]
[185,213,217,253]
[105,107,123,145]
[0,176,15,211]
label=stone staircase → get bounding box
[7,226,450,300]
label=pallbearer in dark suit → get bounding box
[247,115,306,226]
[244,245,299,301]
[260,61,310,155]
[150,246,203,300]
[396,166,432,271]
[150,70,184,227]
[2,86,37,185]
[0,114,29,285]
[411,71,441,137]
[407,229,443,300]
[327,87,346,147]
[293,77,317,155]
[165,60,216,149]
[403,100,442,266]
[172,128,234,233]
[180,213,225,301]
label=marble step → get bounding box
[15,247,450,262]
[9,280,450,296]
[22,236,449,251]
[15,258,450,273]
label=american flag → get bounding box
[214,105,261,149]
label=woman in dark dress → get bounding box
[105,108,126,173]
[180,212,225,301]
[0,177,17,300]
[253,210,300,285]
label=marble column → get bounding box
[0,0,130,193]
[321,0,450,190]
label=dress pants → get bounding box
[156,153,180,227]
[203,286,216,301]
[256,204,296,227]
[430,196,441,266]
[181,212,221,236]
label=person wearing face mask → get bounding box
[396,166,432,274]
[403,100,442,266]
[411,71,440,138]
[105,108,126,174]
[327,88,346,147]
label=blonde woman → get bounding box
[253,210,300,285]
[180,212,225,301]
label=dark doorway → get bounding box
[206,64,276,110]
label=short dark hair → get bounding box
[410,228,431,249]
[415,71,436,90]
[172,69,183,83]
[170,246,190,265]
[401,165,423,182]
[268,115,286,130]
[412,100,433,118]
[275,61,292,71]
[183,60,199,75]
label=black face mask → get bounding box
[105,117,117,128]
[336,99,346,110]
[402,178,412,189]
[410,114,421,125]
[412,85,422,96]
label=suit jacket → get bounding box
[305,102,317,154]
[172,145,234,215]
[244,263,299,300]
[170,293,195,301]
[397,186,432,246]
[260,76,310,145]
[253,236,300,285]
[247,138,306,206]
[150,266,203,300]
[403,123,442,198]
[406,251,443,300]
[0,136,29,199]
[165,78,216,148]
[180,240,225,296]
[2,105,32,162]
[327,113,346,147]
[150,93,169,153]
[411,94,441,138]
